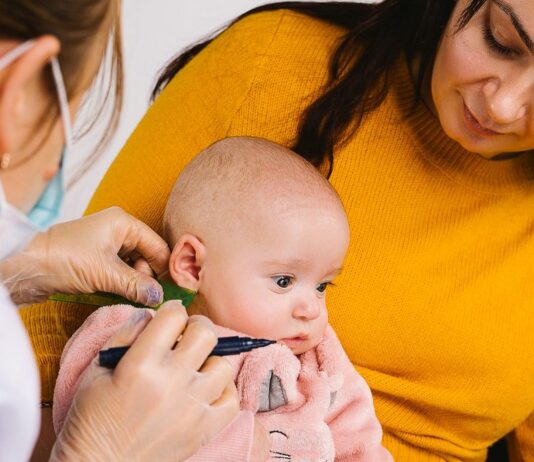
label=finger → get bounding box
[192,356,234,404]
[207,382,239,427]
[118,248,140,261]
[192,383,239,448]
[99,309,153,378]
[124,300,188,363]
[108,258,163,306]
[120,250,155,277]
[116,212,171,277]
[102,309,154,349]
[172,315,218,371]
[133,258,155,277]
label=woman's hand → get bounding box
[251,417,271,462]
[51,301,239,462]
[1,207,170,306]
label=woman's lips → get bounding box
[463,103,502,137]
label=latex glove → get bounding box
[0,207,170,306]
[50,301,239,462]
[251,417,271,462]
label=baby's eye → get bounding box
[273,275,293,289]
[316,282,329,293]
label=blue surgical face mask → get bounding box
[0,41,73,258]
[26,152,65,227]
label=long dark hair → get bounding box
[153,0,487,177]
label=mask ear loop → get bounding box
[0,41,36,170]
[0,40,35,69]
[50,58,73,151]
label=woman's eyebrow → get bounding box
[493,0,534,53]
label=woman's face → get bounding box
[432,0,534,158]
[0,36,105,213]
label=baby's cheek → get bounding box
[244,316,282,340]
[214,304,279,338]
[310,310,329,342]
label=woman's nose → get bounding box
[292,298,321,321]
[483,77,530,125]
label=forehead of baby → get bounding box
[235,201,349,281]
[164,137,349,266]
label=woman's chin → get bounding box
[442,115,527,160]
[456,140,519,160]
[445,125,509,160]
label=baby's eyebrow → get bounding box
[264,258,309,268]
[264,261,344,278]
[325,267,343,279]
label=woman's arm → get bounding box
[1,207,170,307]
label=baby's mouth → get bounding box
[280,335,309,346]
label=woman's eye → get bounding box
[316,282,329,293]
[274,276,292,289]
[483,22,516,58]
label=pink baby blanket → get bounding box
[54,305,392,461]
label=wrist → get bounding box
[0,232,51,305]
[49,435,103,462]
[51,422,125,462]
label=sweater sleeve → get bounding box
[323,329,392,462]
[508,412,534,462]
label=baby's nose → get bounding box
[291,299,321,321]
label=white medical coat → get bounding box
[0,284,40,461]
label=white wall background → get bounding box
[61,0,268,221]
[61,1,375,222]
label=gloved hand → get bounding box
[50,301,239,462]
[0,207,170,306]
[251,417,271,462]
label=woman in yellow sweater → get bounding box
[25,0,534,460]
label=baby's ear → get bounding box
[168,234,205,291]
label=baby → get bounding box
[53,137,392,461]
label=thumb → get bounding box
[107,259,164,307]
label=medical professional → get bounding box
[0,2,238,460]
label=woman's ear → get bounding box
[168,234,206,292]
[0,35,60,156]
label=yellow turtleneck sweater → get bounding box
[21,10,533,462]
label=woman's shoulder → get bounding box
[207,9,346,72]
[155,9,347,146]
[226,9,346,42]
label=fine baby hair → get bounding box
[163,136,344,248]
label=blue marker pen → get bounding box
[99,336,276,369]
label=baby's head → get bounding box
[163,137,349,354]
